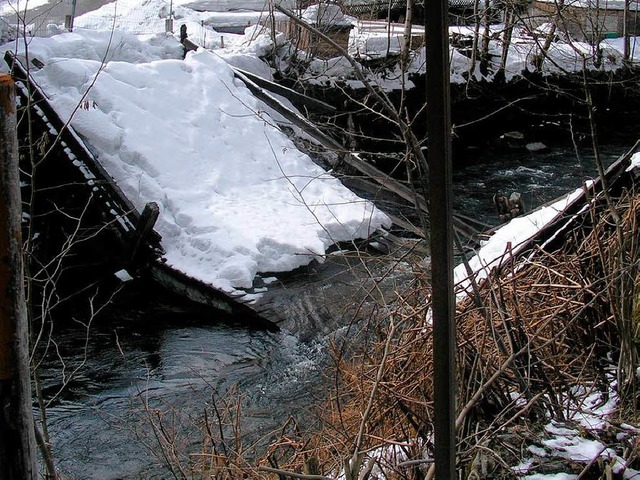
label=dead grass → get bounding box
[146,188,640,479]
[257,188,640,479]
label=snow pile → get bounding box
[180,0,293,13]
[301,4,353,27]
[626,151,640,171]
[1,30,389,294]
[5,29,184,63]
[0,0,49,16]
[512,382,640,478]
[72,0,179,33]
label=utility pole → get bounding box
[67,0,77,31]
[0,74,37,480]
[166,0,174,32]
[425,0,456,477]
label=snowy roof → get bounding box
[534,0,640,10]
[178,0,296,13]
[341,0,477,11]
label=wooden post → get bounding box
[0,74,37,480]
[425,0,456,476]
[128,201,160,268]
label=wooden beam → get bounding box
[148,262,277,329]
[128,202,162,269]
[231,66,337,113]
[0,73,37,480]
[425,0,457,473]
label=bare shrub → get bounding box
[258,186,640,479]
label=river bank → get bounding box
[294,67,640,168]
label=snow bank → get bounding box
[2,30,389,294]
[0,0,49,16]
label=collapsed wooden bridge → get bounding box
[9,39,636,326]
[5,51,271,326]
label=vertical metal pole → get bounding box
[425,0,456,477]
[0,74,37,479]
[69,0,77,31]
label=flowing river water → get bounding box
[41,135,636,479]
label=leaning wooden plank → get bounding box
[233,69,344,150]
[231,66,337,113]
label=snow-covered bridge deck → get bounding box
[6,50,270,323]
[2,30,392,320]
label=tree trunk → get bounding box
[401,0,413,68]
[0,73,37,480]
[497,9,514,81]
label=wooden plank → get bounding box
[148,262,277,329]
[128,202,161,268]
[231,66,337,113]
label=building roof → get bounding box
[534,0,640,11]
[341,0,478,11]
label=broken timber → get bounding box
[4,51,272,326]
[231,67,487,244]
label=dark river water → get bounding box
[41,136,635,479]
[42,316,327,479]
